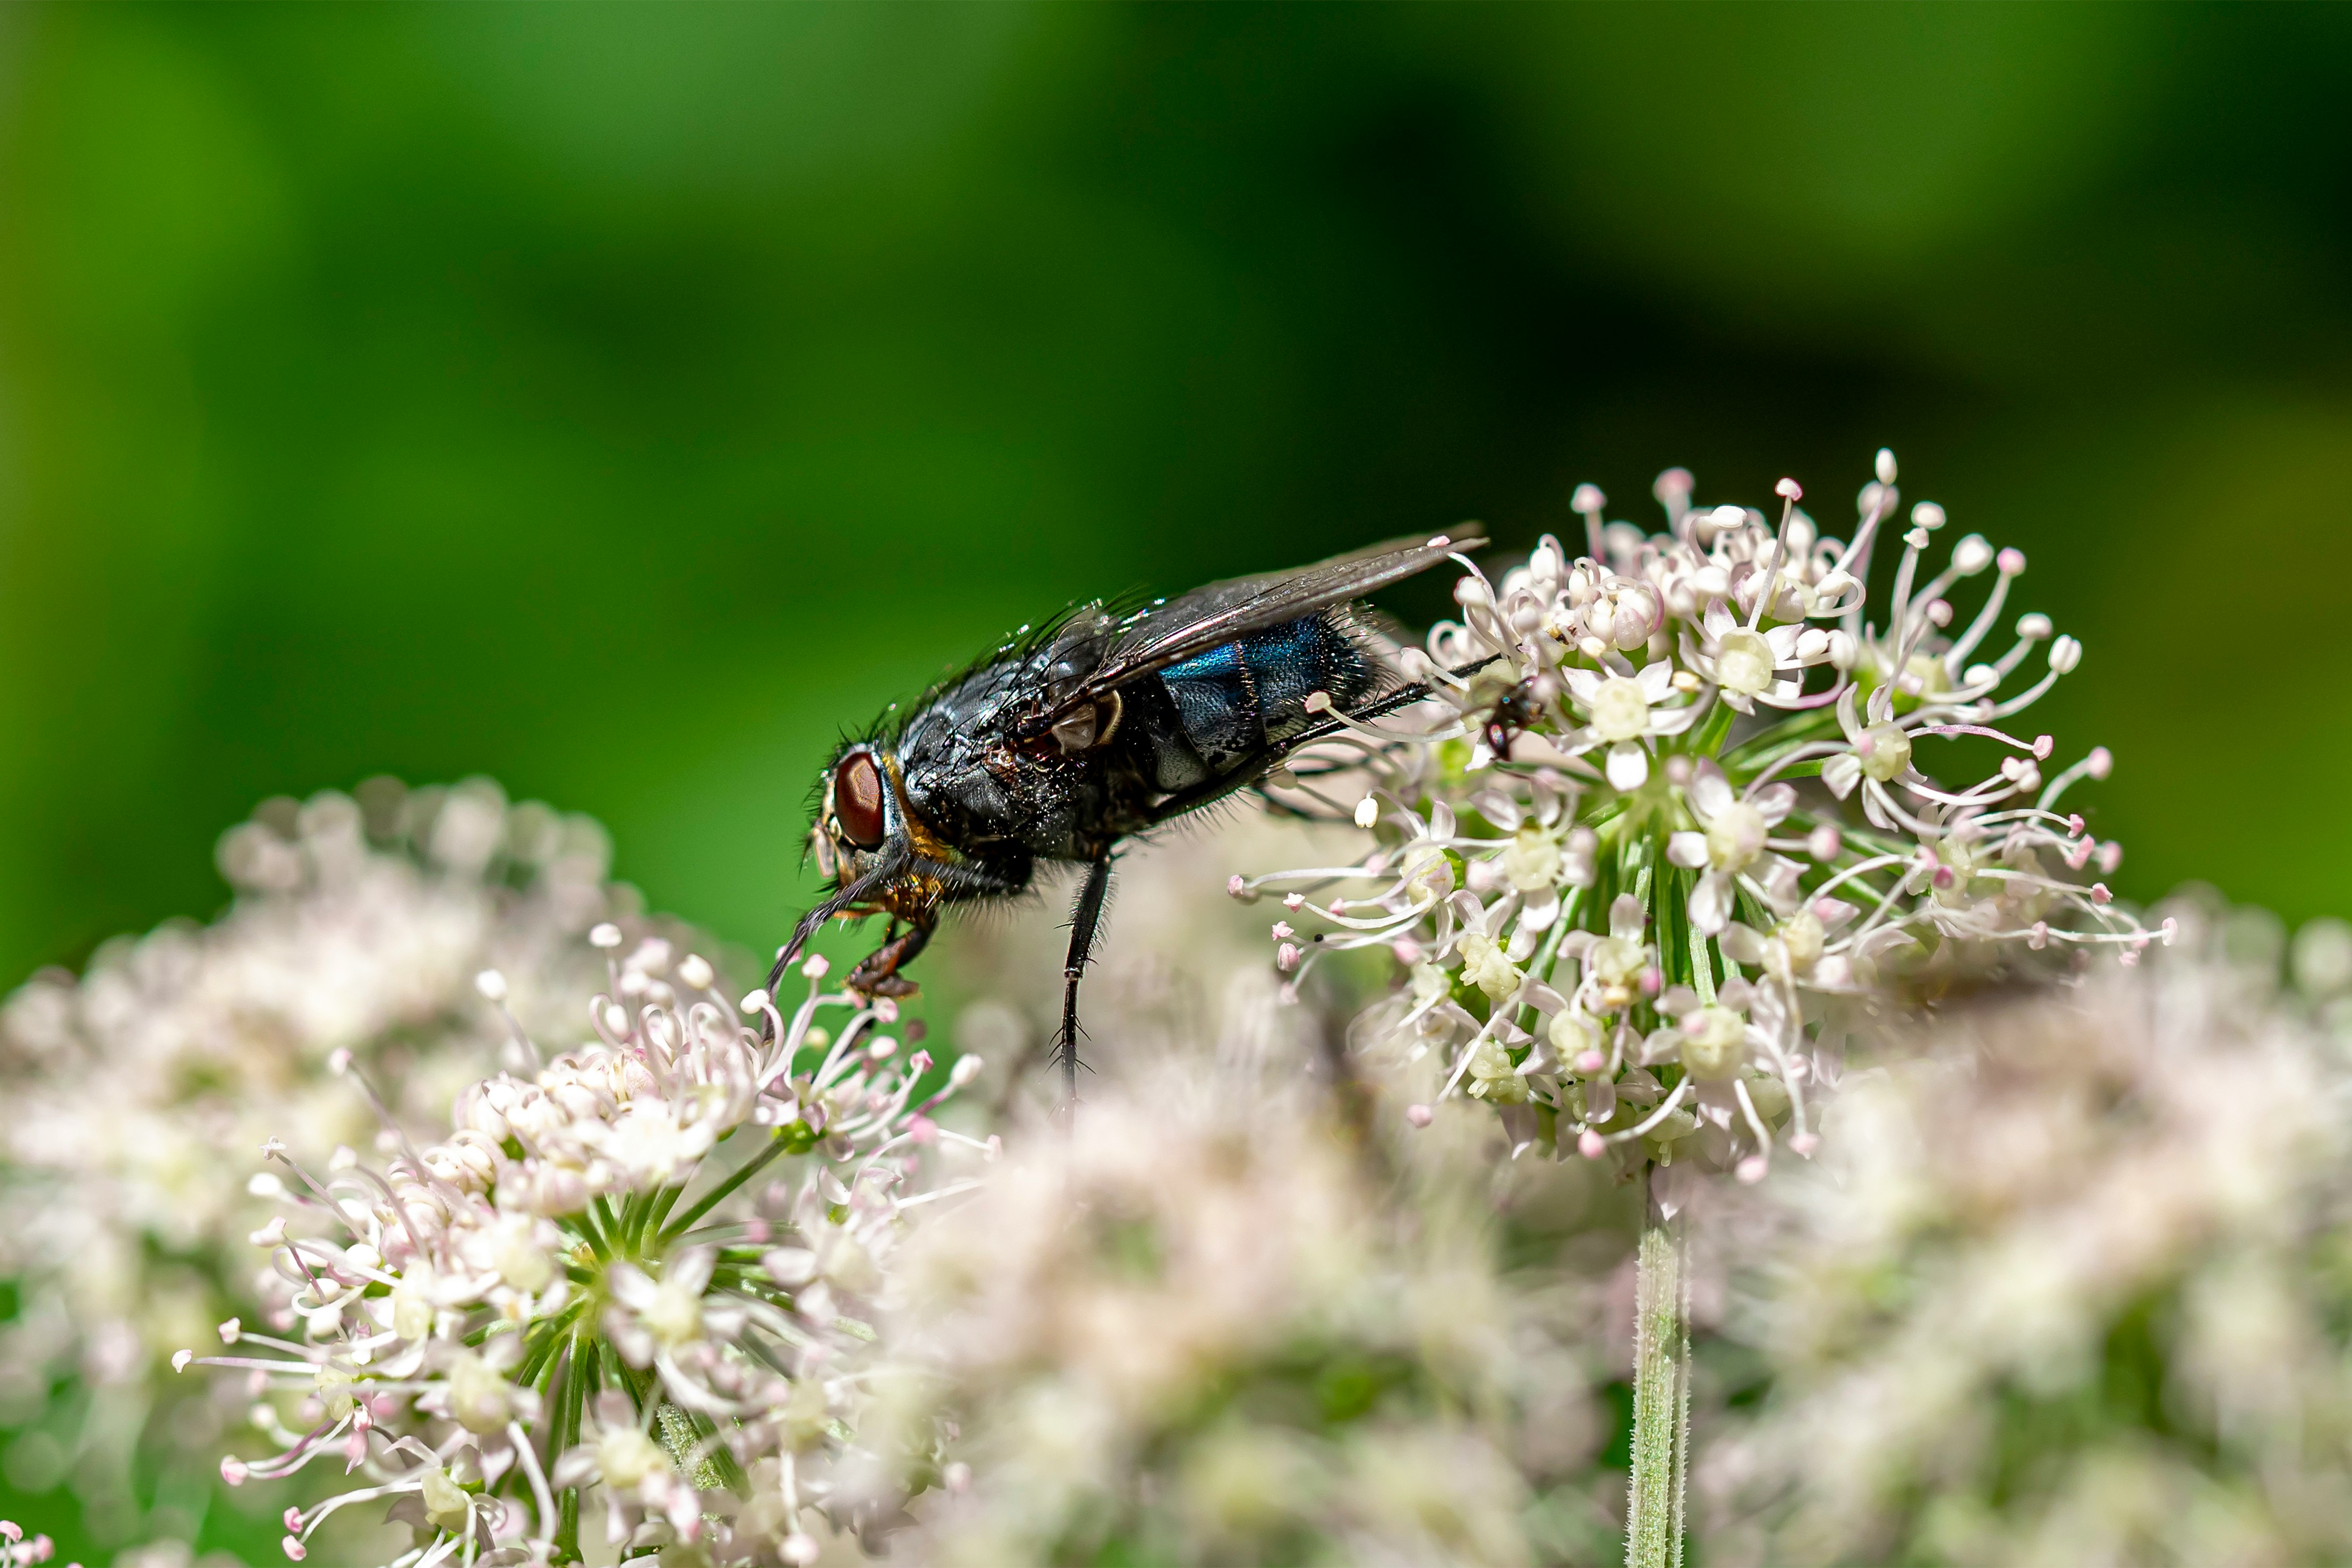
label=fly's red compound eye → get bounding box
[833,752,886,849]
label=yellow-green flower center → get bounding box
[1589,677,1651,742]
[1716,628,1775,695]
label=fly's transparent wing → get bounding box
[1032,532,1482,730]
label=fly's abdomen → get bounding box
[1132,612,1379,790]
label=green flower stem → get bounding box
[1690,915,1717,1008]
[1626,1197,1691,1568]
[551,1337,586,1563]
[656,1401,730,1491]
[660,1125,794,1245]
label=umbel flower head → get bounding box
[177,934,983,1568]
[0,780,628,1546]
[1236,452,2162,1185]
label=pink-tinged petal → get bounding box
[1666,832,1709,870]
[1718,924,1767,964]
[1689,760,1734,818]
[1822,754,1862,799]
[1636,1027,1682,1068]
[1750,782,1797,823]
[1650,1160,1695,1221]
[1758,859,1803,913]
[1521,886,1561,933]
[1690,872,1732,935]
[667,1246,717,1298]
[1428,802,1456,840]
[1636,660,1676,701]
[606,1262,658,1311]
[1763,624,1803,659]
[1721,691,1756,715]
[1650,697,1706,737]
[1469,789,1523,831]
[1835,683,1862,742]
[1813,896,1859,932]
[1702,601,1736,638]
[1854,925,1914,962]
[1561,667,1604,704]
[1609,893,1648,941]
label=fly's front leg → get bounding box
[848,919,932,999]
[1058,854,1116,1104]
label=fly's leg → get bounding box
[848,919,932,999]
[1058,854,1116,1104]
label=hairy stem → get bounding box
[1626,1201,1690,1568]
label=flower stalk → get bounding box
[1625,1197,1689,1568]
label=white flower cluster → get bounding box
[1704,898,2352,1567]
[0,780,627,1543]
[177,935,985,1568]
[876,1066,1590,1568]
[1238,452,2160,1183]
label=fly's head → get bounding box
[808,744,948,925]
[812,743,898,885]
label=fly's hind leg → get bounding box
[848,919,932,999]
[1057,853,1116,1104]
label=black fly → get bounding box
[773,533,1482,1098]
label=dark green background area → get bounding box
[4,2,2350,987]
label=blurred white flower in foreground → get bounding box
[1704,894,2352,1567]
[875,1050,1596,1568]
[0,780,635,1544]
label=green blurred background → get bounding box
[4,1,2350,987]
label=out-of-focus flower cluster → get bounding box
[181,938,985,1567]
[873,1053,1598,1568]
[0,780,632,1544]
[1240,452,2158,1187]
[1703,896,2352,1567]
